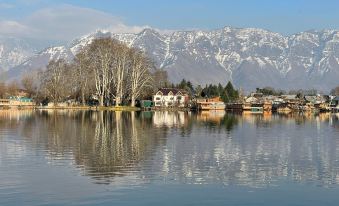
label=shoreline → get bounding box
[0,106,141,111]
[0,106,338,114]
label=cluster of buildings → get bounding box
[0,90,34,109]
[228,93,339,113]
[2,87,339,114]
[148,88,339,114]
[149,88,226,111]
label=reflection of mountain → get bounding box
[1,111,339,188]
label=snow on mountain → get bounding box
[0,37,35,74]
[4,27,339,91]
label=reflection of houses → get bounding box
[196,110,226,124]
[153,88,189,107]
[153,111,188,127]
[330,96,339,112]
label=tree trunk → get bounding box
[131,96,136,107]
[116,96,121,106]
[99,95,104,107]
[81,91,86,106]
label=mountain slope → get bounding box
[4,27,339,91]
[0,37,36,74]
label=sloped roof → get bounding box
[156,88,188,95]
[281,95,298,100]
[304,96,317,102]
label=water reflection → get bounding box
[0,110,339,188]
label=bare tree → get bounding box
[37,38,156,107]
[73,48,93,105]
[0,82,6,98]
[22,73,38,98]
[40,60,70,105]
[153,69,169,90]
[128,49,153,107]
[86,38,118,106]
[331,86,339,96]
[7,81,19,97]
[113,42,130,106]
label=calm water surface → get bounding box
[0,110,339,205]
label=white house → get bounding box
[153,88,189,107]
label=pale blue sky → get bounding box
[0,0,338,41]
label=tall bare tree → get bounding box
[128,49,153,107]
[6,81,19,97]
[86,38,117,106]
[73,48,93,105]
[113,42,130,106]
[38,37,155,107]
[0,82,6,98]
[153,69,169,90]
[331,86,339,96]
[22,73,38,98]
[40,60,70,105]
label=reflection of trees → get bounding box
[195,111,239,133]
[2,110,339,187]
[329,114,339,130]
[39,111,168,184]
[77,111,149,180]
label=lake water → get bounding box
[0,110,339,206]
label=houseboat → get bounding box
[226,103,243,111]
[196,97,226,110]
[242,103,263,114]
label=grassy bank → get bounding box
[34,106,141,111]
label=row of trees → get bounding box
[166,79,240,103]
[39,38,154,106]
[200,82,239,103]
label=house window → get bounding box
[168,102,172,106]
[177,96,182,100]
[170,97,174,100]
[156,97,161,100]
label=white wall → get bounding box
[153,94,185,107]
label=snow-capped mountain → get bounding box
[0,37,36,73]
[4,27,339,91]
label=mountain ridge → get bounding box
[2,26,339,92]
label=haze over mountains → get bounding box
[1,26,339,92]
